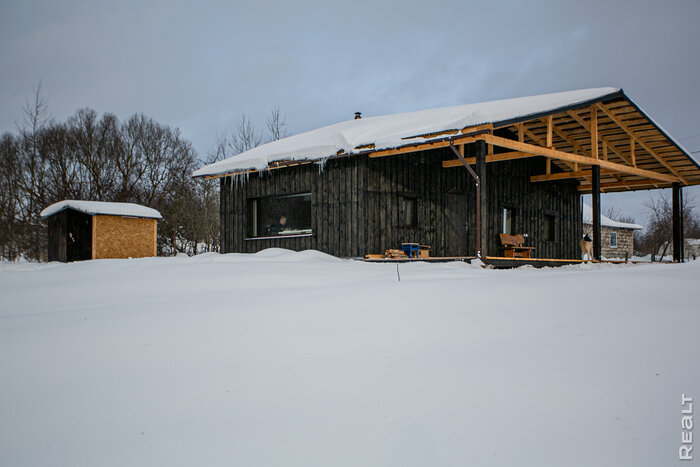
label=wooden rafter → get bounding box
[442,150,535,167]
[596,102,687,183]
[578,179,665,192]
[531,168,617,182]
[521,123,577,172]
[540,117,624,182]
[477,133,679,183]
[566,110,633,166]
[590,105,598,160]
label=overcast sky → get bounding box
[1,0,699,225]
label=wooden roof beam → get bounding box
[566,110,634,166]
[477,133,679,183]
[596,102,688,184]
[578,179,665,192]
[521,123,577,172]
[442,150,535,167]
[531,168,617,182]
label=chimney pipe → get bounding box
[354,112,362,120]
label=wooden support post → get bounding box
[476,140,488,258]
[591,105,598,160]
[546,158,551,175]
[546,115,553,148]
[673,182,682,262]
[518,123,524,143]
[630,138,636,167]
[592,165,602,260]
[681,187,685,261]
[602,142,608,161]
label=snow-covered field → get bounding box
[1,250,698,466]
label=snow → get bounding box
[40,200,163,219]
[582,203,643,230]
[1,251,698,466]
[194,88,620,177]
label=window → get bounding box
[502,208,515,234]
[248,193,312,238]
[399,196,417,227]
[543,214,556,242]
[610,232,617,248]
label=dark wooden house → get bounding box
[194,88,700,263]
[41,200,162,262]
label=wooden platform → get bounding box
[483,256,638,268]
[362,256,476,263]
[362,255,649,268]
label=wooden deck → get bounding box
[362,255,649,268]
[362,256,476,263]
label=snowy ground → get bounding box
[1,250,698,466]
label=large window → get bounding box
[610,232,617,248]
[248,193,312,238]
[543,214,556,242]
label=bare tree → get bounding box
[266,105,287,142]
[636,193,700,258]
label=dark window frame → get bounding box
[397,194,418,228]
[501,206,518,235]
[542,211,557,243]
[245,192,313,240]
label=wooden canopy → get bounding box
[400,91,700,193]
[200,89,700,193]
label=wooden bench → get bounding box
[499,233,535,258]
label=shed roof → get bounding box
[40,200,162,219]
[582,204,643,230]
[193,87,700,193]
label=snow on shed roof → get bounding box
[40,200,163,219]
[582,204,642,230]
[194,87,621,178]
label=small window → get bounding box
[610,232,617,248]
[399,196,417,227]
[248,193,312,238]
[502,208,515,234]
[543,214,556,242]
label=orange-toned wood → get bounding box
[499,233,535,258]
[477,133,679,183]
[93,215,158,259]
[152,219,157,257]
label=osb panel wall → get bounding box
[93,215,157,259]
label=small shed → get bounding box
[40,200,162,262]
[582,204,642,258]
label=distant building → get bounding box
[656,238,700,261]
[40,200,162,262]
[582,204,642,258]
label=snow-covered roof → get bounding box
[194,87,621,177]
[40,200,162,219]
[582,204,642,230]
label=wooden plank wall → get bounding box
[220,145,582,259]
[364,146,478,257]
[484,156,581,259]
[47,211,67,262]
[221,156,366,257]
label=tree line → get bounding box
[0,88,218,260]
[0,87,286,261]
